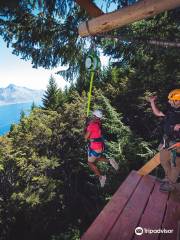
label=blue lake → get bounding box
[0,102,41,135]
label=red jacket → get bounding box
[86,119,103,150]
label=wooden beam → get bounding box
[148,40,180,48]
[75,0,103,18]
[78,0,180,37]
[98,34,180,48]
[137,153,160,176]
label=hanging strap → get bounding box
[171,149,177,167]
[89,137,104,142]
[86,70,95,117]
[168,142,180,167]
[88,137,105,153]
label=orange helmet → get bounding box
[168,89,180,101]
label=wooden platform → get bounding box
[81,171,180,240]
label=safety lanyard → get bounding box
[86,70,95,117]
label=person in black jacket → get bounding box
[149,89,180,192]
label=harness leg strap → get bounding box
[171,149,177,167]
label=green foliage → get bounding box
[42,75,61,110]
[0,110,62,239]
[42,75,67,111]
[51,227,80,240]
[31,101,37,110]
[20,109,25,120]
[0,95,99,239]
[0,87,153,239]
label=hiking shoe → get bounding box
[99,175,106,188]
[159,182,175,193]
[109,159,119,170]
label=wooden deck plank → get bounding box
[81,171,141,240]
[133,181,169,240]
[160,195,180,240]
[106,175,155,240]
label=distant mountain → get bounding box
[0,84,44,105]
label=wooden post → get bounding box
[78,0,180,37]
[76,0,103,18]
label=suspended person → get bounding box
[84,110,119,187]
[149,89,180,192]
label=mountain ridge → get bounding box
[0,84,44,105]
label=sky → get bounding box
[0,38,69,90]
[95,0,117,12]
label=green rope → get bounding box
[85,52,100,117]
[87,70,95,117]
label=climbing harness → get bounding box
[89,137,105,152]
[87,122,106,157]
[88,139,105,158]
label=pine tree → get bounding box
[20,110,25,120]
[31,101,37,111]
[42,75,59,110]
[57,87,66,110]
